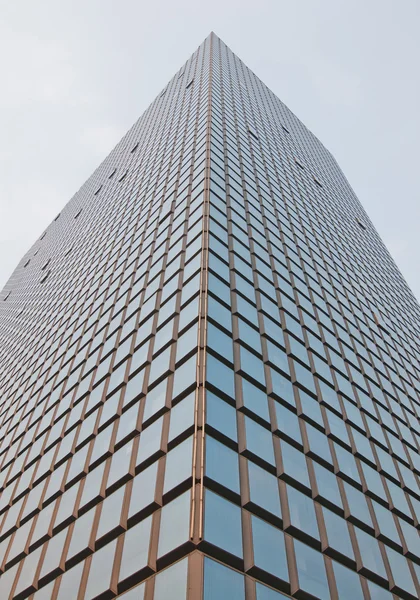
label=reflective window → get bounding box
[203,557,245,600]
[252,515,289,583]
[294,538,330,599]
[354,528,387,579]
[244,416,275,466]
[280,440,310,489]
[206,436,240,494]
[256,582,289,599]
[322,506,354,560]
[286,486,319,541]
[206,392,237,442]
[332,560,364,600]
[204,490,243,558]
[158,491,190,558]
[248,460,281,518]
[119,516,152,585]
[84,538,117,599]
[154,557,188,600]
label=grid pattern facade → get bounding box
[0,33,419,600]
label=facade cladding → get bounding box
[0,33,420,600]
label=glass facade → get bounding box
[0,33,419,599]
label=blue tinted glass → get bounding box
[207,323,234,364]
[206,355,235,399]
[206,436,240,494]
[280,440,310,489]
[252,515,289,583]
[294,539,330,599]
[238,318,262,352]
[323,507,354,559]
[208,296,232,332]
[241,378,270,422]
[354,528,386,579]
[256,583,289,599]
[334,444,361,485]
[203,558,245,600]
[367,580,394,600]
[385,545,417,596]
[332,561,363,600]
[266,341,290,376]
[204,490,243,558]
[287,486,319,540]
[299,391,323,426]
[206,391,237,442]
[208,274,231,305]
[270,369,295,407]
[236,295,259,326]
[274,402,302,445]
[293,361,316,395]
[248,461,281,518]
[342,481,372,527]
[240,347,266,386]
[305,424,332,465]
[245,417,275,465]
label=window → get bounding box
[322,507,354,560]
[332,561,363,600]
[256,583,289,599]
[158,491,190,559]
[247,460,281,519]
[204,490,243,558]
[354,528,387,580]
[119,516,152,585]
[206,392,237,442]
[244,416,275,466]
[251,515,289,584]
[286,486,319,541]
[203,557,245,600]
[280,440,310,489]
[206,436,240,495]
[240,378,270,422]
[84,539,117,599]
[294,539,330,599]
[154,557,188,600]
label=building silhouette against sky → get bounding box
[0,33,419,600]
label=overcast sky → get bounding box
[0,0,419,301]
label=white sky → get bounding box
[0,0,419,301]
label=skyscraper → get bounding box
[0,31,419,599]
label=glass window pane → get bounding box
[286,486,319,541]
[153,557,188,600]
[206,392,237,442]
[251,515,289,584]
[280,440,310,489]
[245,417,275,466]
[203,557,245,600]
[205,436,240,494]
[163,436,193,495]
[84,539,117,599]
[119,516,152,585]
[322,507,354,560]
[256,582,289,599]
[204,490,243,558]
[332,561,363,600]
[248,461,281,519]
[158,491,190,559]
[294,538,330,599]
[354,527,387,580]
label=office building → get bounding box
[0,33,419,600]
